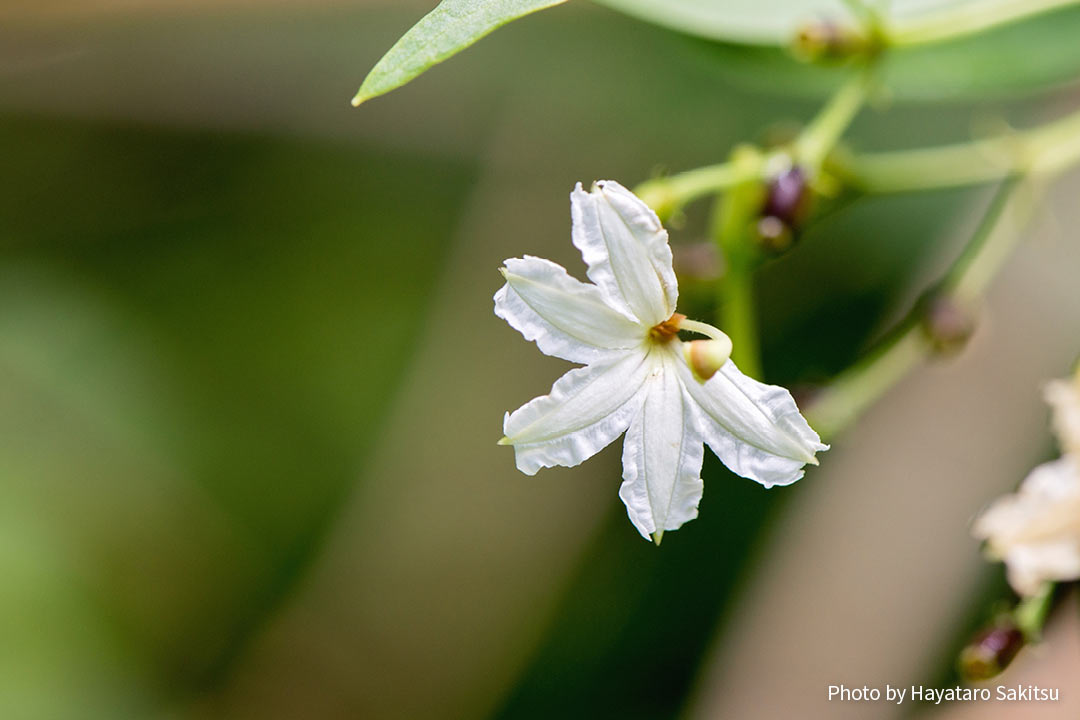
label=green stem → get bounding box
[678,73,874,382]
[795,69,875,173]
[806,179,1030,440]
[804,328,926,441]
[886,0,1080,47]
[830,144,1007,194]
[1014,583,1055,640]
[640,106,1080,214]
[635,162,744,221]
[710,147,766,379]
[718,264,761,377]
[830,106,1080,193]
[634,67,874,220]
[945,179,1037,303]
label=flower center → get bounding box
[648,313,685,343]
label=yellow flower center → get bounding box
[648,313,685,343]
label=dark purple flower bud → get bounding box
[762,166,810,228]
[921,293,977,356]
[959,624,1025,681]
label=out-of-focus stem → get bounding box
[805,328,926,441]
[806,179,1031,440]
[945,180,1040,304]
[639,107,1080,216]
[710,147,765,379]
[795,69,875,173]
[830,106,1080,194]
[635,163,744,221]
[717,263,761,378]
[1014,583,1055,639]
[784,109,1080,439]
[634,67,874,220]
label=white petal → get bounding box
[1019,456,1080,502]
[972,457,1080,596]
[974,458,1080,546]
[502,350,652,475]
[1004,541,1080,597]
[678,357,827,488]
[570,180,678,327]
[1046,377,1080,455]
[618,354,705,540]
[494,256,645,364]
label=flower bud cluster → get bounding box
[792,21,883,64]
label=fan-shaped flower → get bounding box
[1046,373,1080,456]
[494,180,828,542]
[973,457,1080,596]
[974,369,1080,594]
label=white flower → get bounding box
[973,456,1080,596]
[1046,373,1080,456]
[973,369,1080,595]
[494,180,828,542]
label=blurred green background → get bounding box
[2,1,1080,718]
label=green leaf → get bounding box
[591,0,1072,46]
[353,0,569,106]
[684,4,1080,102]
[592,0,850,44]
[0,113,479,706]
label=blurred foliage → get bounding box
[492,464,777,720]
[0,113,475,714]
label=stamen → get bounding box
[648,313,685,343]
